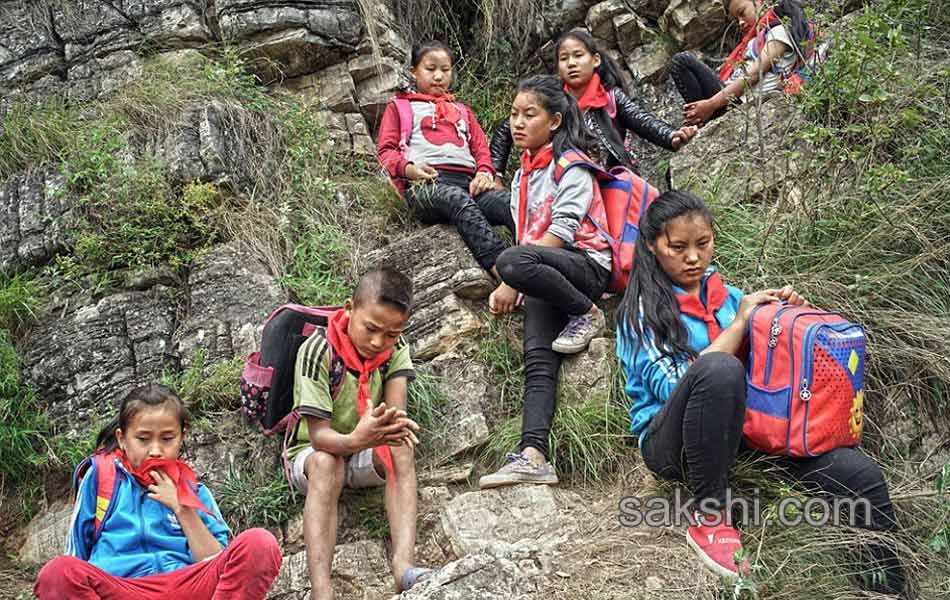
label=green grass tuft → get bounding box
[215,467,300,531]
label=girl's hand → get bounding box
[406,163,438,182]
[489,283,519,315]
[775,285,808,307]
[469,171,495,197]
[148,470,181,514]
[683,100,716,126]
[671,125,699,149]
[736,289,781,325]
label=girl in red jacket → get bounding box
[377,41,512,276]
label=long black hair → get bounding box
[95,383,189,454]
[515,74,595,157]
[554,30,627,92]
[617,190,715,365]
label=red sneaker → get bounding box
[685,511,749,578]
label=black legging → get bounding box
[495,245,610,458]
[641,352,905,594]
[669,52,735,121]
[404,169,513,272]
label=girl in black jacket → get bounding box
[491,31,696,178]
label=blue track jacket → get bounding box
[65,455,232,578]
[616,267,745,445]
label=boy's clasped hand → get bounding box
[351,401,421,450]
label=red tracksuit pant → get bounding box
[34,528,282,600]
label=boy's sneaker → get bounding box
[478,453,559,489]
[551,309,605,354]
[686,511,750,579]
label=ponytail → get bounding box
[617,191,715,365]
[515,74,596,157]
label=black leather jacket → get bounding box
[490,87,677,175]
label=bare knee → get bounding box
[305,450,345,493]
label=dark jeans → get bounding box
[669,52,733,121]
[495,245,610,459]
[641,352,904,594]
[404,169,513,272]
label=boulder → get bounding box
[614,11,656,55]
[22,285,178,433]
[216,0,363,84]
[660,0,729,49]
[585,1,627,44]
[361,226,492,361]
[267,541,393,600]
[560,337,615,404]
[390,553,539,599]
[281,63,359,113]
[624,40,672,84]
[417,353,497,463]
[0,2,65,99]
[0,170,73,274]
[17,501,73,567]
[627,0,674,20]
[173,242,286,369]
[540,0,602,40]
[155,100,281,190]
[439,485,580,561]
[669,95,807,201]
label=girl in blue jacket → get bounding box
[615,191,903,592]
[34,384,282,600]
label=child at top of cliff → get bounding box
[34,384,282,600]
[377,41,513,279]
[285,267,429,598]
[491,30,697,176]
[670,0,819,125]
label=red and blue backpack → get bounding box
[552,149,660,293]
[744,303,866,456]
[71,451,121,542]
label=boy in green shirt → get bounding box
[288,268,427,598]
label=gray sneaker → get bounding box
[551,309,605,354]
[478,452,559,489]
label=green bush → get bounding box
[215,467,300,531]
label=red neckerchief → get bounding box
[400,91,462,127]
[517,145,555,242]
[570,72,609,111]
[117,451,220,522]
[326,309,394,476]
[675,271,730,341]
[719,7,781,81]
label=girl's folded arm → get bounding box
[376,102,410,178]
[547,166,594,243]
[64,460,99,560]
[466,107,497,176]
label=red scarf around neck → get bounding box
[326,309,395,476]
[516,145,555,242]
[675,271,730,341]
[570,72,609,112]
[719,7,780,81]
[401,91,462,128]
[117,452,220,522]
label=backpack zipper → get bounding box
[763,305,794,385]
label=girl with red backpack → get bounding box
[34,384,282,599]
[614,191,904,593]
[670,0,818,125]
[478,75,613,490]
[377,41,513,277]
[492,31,697,176]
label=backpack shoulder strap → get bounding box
[553,149,610,185]
[605,88,618,120]
[394,98,414,151]
[92,452,117,538]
